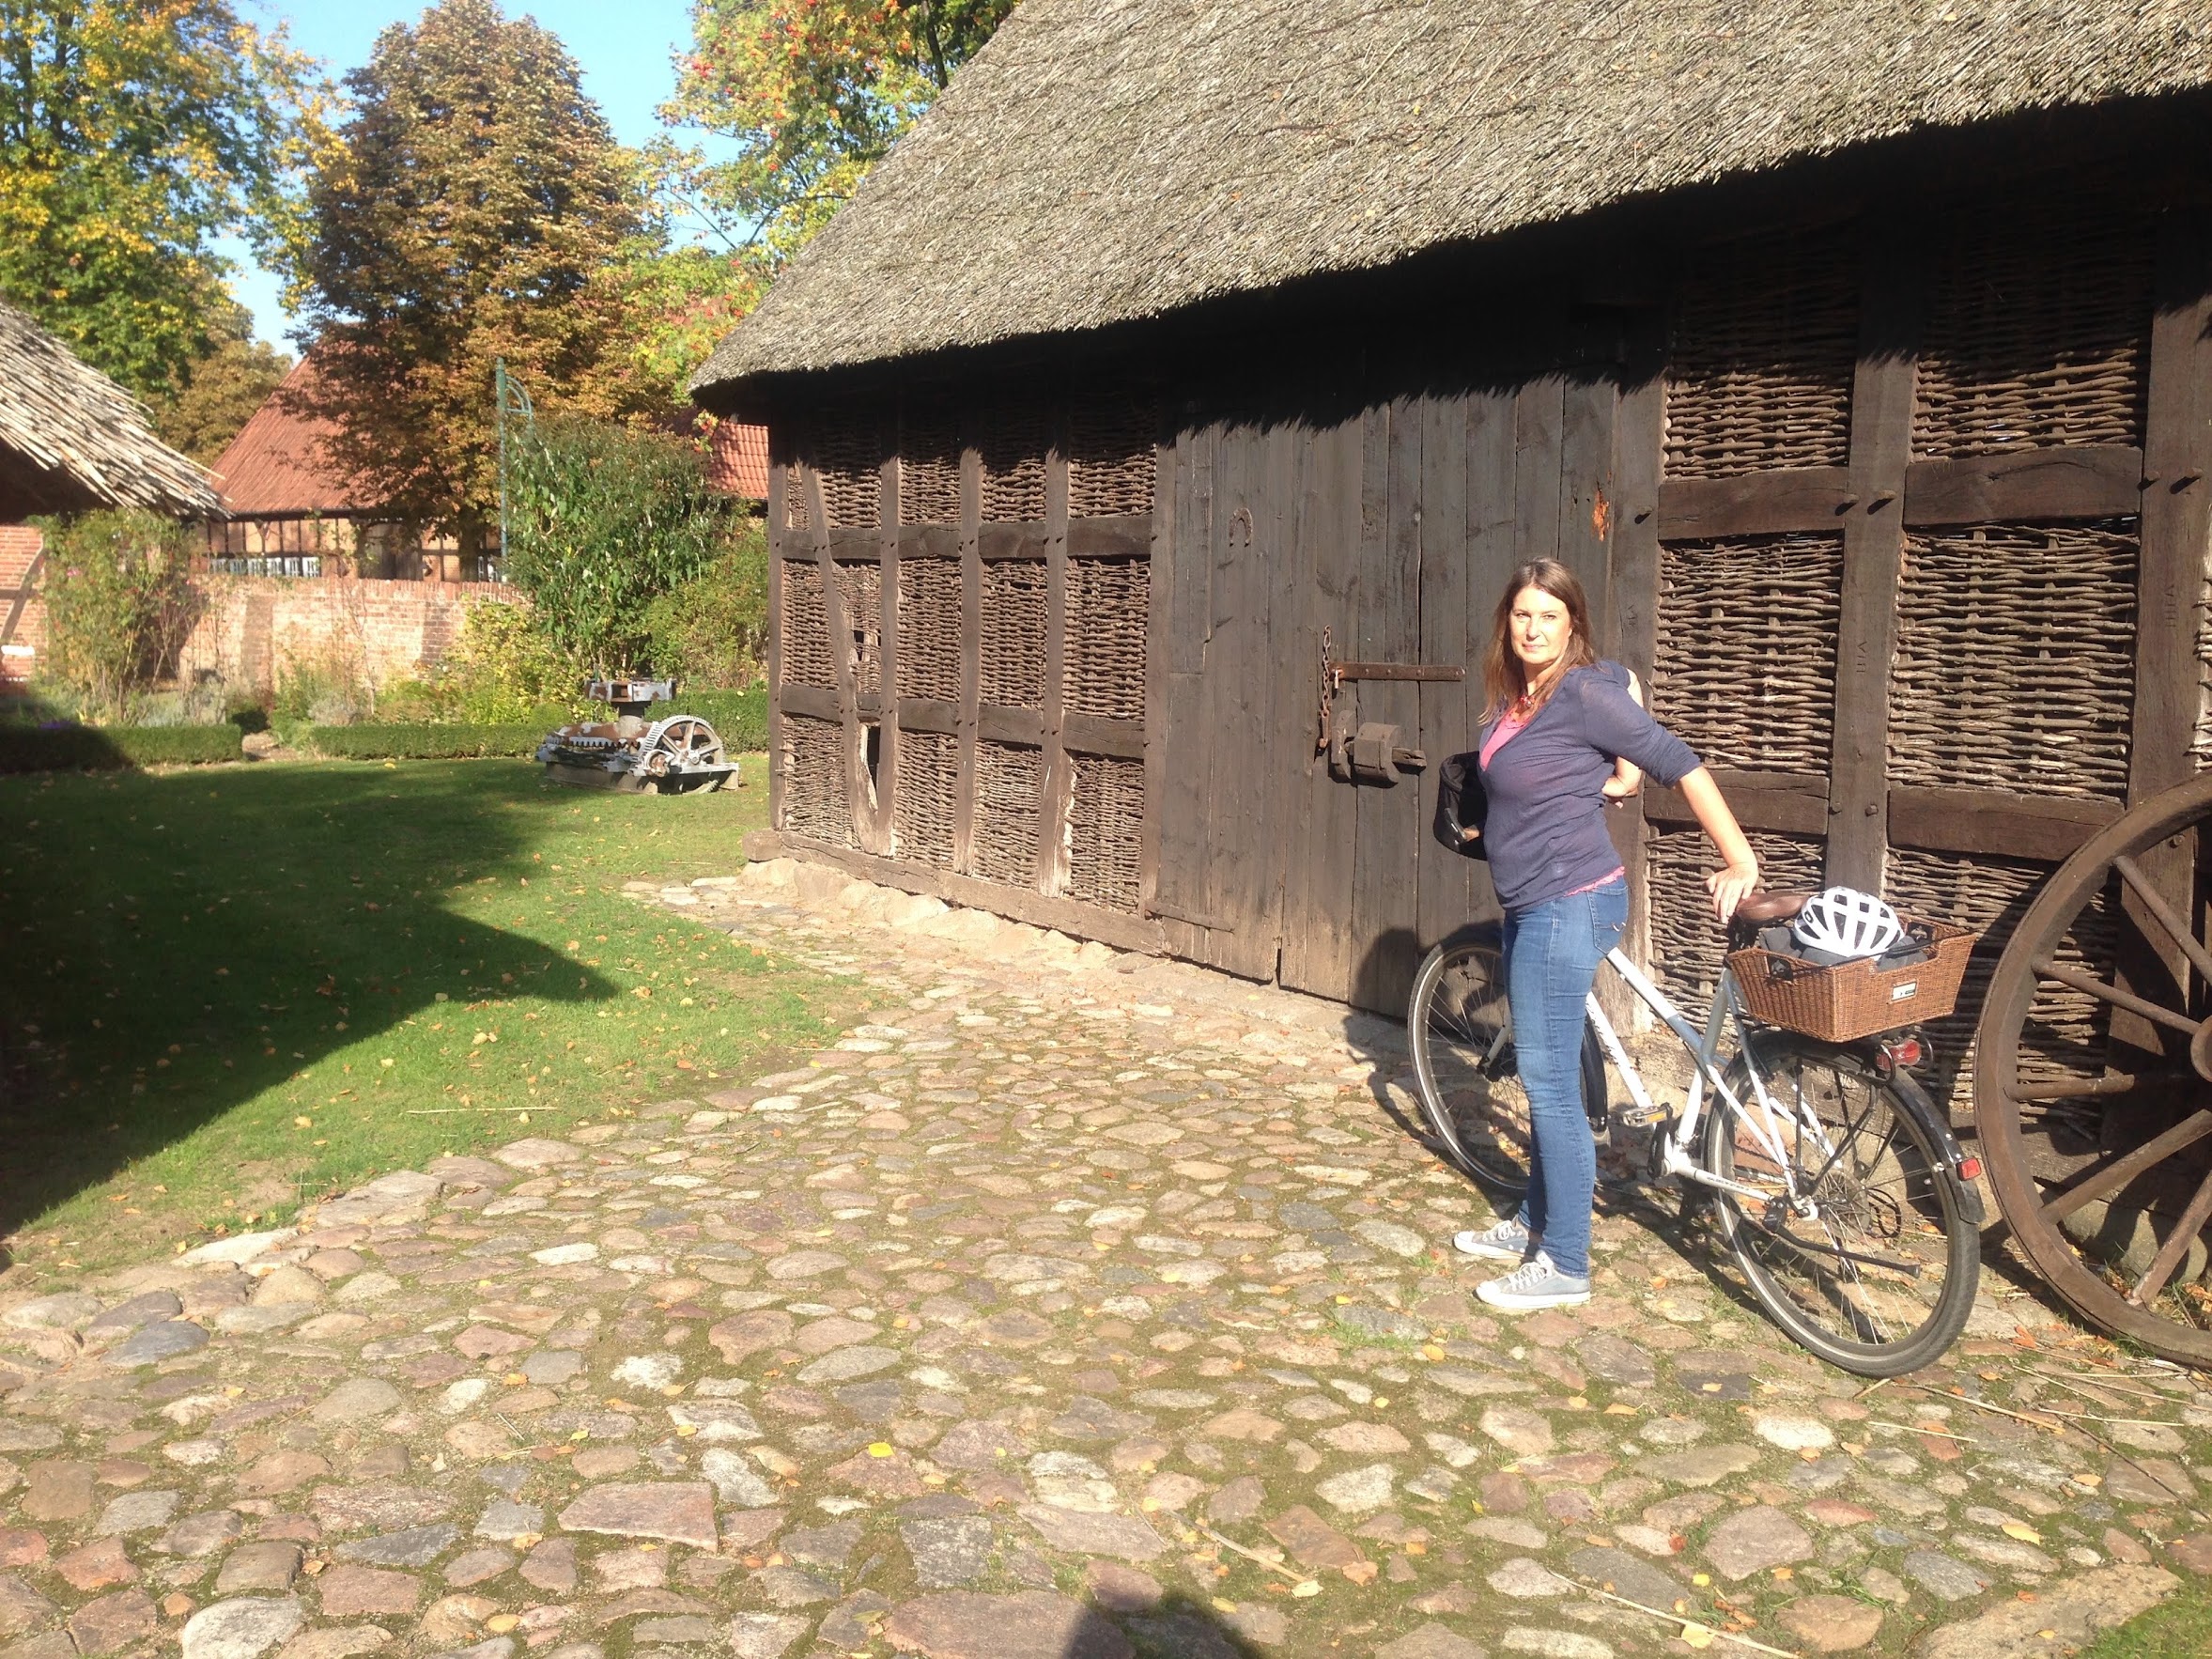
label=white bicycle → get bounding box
[1407,892,1984,1375]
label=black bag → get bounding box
[1435,750,1488,861]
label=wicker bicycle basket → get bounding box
[1725,917,1979,1043]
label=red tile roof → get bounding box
[705,419,769,501]
[210,354,381,518]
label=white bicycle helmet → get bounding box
[1791,886,1906,964]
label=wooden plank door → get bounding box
[1151,420,1289,980]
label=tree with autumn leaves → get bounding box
[0,1,324,432]
[292,0,652,553]
[664,0,1018,266]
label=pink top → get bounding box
[1481,708,1623,896]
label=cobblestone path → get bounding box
[3,858,2210,1659]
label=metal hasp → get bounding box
[537,677,740,795]
[1316,625,1445,783]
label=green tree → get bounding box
[661,1,1017,267]
[150,298,292,464]
[296,0,649,550]
[504,416,736,674]
[36,511,198,722]
[0,1,326,398]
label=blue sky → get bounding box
[221,0,727,349]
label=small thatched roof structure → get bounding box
[211,354,380,519]
[693,0,2212,400]
[0,299,221,519]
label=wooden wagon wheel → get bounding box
[1974,770,2212,1365]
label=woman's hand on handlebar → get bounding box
[1706,859,1760,923]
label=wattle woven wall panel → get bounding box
[980,561,1047,706]
[895,557,962,701]
[834,562,883,700]
[780,563,832,687]
[900,410,963,525]
[815,418,881,529]
[783,465,810,532]
[1886,847,2113,1115]
[1064,557,1150,721]
[893,729,958,868]
[1068,393,1156,518]
[781,715,851,846]
[1066,753,1145,912]
[1654,534,1840,773]
[970,740,1041,888]
[1915,195,2154,457]
[981,402,1051,522]
[1890,520,2136,800]
[1664,230,1858,478]
[1647,827,1823,1013]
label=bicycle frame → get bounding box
[1579,947,1838,1210]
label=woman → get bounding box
[1450,559,1759,1312]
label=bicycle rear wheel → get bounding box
[1704,1034,1977,1375]
[1407,930,1606,1196]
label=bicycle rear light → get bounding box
[1877,1036,1925,1071]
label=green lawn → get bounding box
[0,756,866,1279]
[2083,1574,2212,1658]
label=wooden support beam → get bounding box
[1903,447,2143,525]
[954,426,982,875]
[1609,349,1665,1010]
[1886,787,2124,862]
[766,431,788,832]
[872,430,898,858]
[1036,404,1075,896]
[1068,514,1151,558]
[1646,770,1832,837]
[2115,212,2212,1057]
[1828,229,1923,889]
[1140,425,1172,922]
[1656,467,1854,539]
[1062,712,1145,760]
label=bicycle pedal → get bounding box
[1619,1105,1668,1128]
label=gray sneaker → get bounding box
[1475,1250,1591,1311]
[1450,1218,1532,1263]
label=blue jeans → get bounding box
[1503,876,1628,1279]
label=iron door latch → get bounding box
[1316,626,1458,783]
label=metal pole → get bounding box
[495,357,510,562]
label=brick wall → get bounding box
[178,572,518,693]
[0,524,46,688]
[0,522,518,696]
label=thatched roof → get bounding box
[212,354,381,519]
[0,299,221,519]
[693,0,2212,398]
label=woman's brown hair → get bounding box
[1480,559,1600,722]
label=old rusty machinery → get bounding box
[536,677,740,794]
[1973,769,2212,1366]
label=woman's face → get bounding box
[1508,584,1573,678]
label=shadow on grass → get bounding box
[0,759,623,1252]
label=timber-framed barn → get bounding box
[691,2,2212,1108]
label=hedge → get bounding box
[0,724,241,773]
[657,687,766,751]
[306,723,544,760]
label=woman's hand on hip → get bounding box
[1706,858,1760,923]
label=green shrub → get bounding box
[34,511,198,721]
[505,416,737,671]
[306,723,543,760]
[439,600,579,722]
[638,523,768,690]
[657,688,767,751]
[0,724,240,773]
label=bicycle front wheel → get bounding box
[1407,931,1604,1196]
[1705,1035,1977,1375]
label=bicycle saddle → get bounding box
[1733,891,1810,924]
